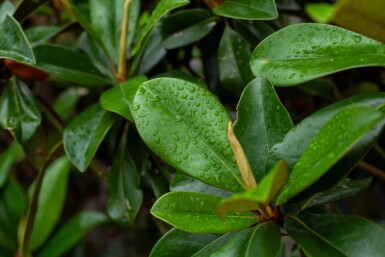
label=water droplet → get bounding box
[353,35,362,43]
[176,115,182,122]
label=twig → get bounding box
[117,0,132,82]
[357,161,385,182]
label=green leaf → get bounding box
[134,78,244,192]
[276,105,385,205]
[89,0,140,62]
[207,227,255,256]
[0,142,24,189]
[132,0,189,55]
[217,160,288,218]
[233,20,275,46]
[305,3,335,23]
[135,25,167,74]
[245,222,281,257]
[301,177,372,209]
[0,1,15,22]
[107,132,143,225]
[151,192,257,233]
[0,177,27,255]
[268,92,385,169]
[170,172,232,198]
[25,23,74,46]
[218,25,253,96]
[61,0,111,62]
[36,212,108,257]
[213,0,278,20]
[285,212,385,257]
[161,9,216,49]
[63,104,117,171]
[33,44,111,86]
[13,0,50,22]
[234,77,293,181]
[193,233,238,256]
[150,228,220,257]
[250,23,385,86]
[0,78,41,143]
[30,156,72,250]
[100,75,147,122]
[52,88,84,121]
[0,15,35,64]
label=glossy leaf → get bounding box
[233,20,275,46]
[134,78,244,192]
[218,26,253,96]
[217,160,288,218]
[0,15,35,64]
[132,0,189,55]
[36,212,108,257]
[301,177,372,209]
[286,212,385,257]
[0,177,27,255]
[150,228,220,257]
[64,104,117,171]
[0,142,24,189]
[30,157,72,250]
[250,23,385,86]
[25,23,74,46]
[52,88,84,121]
[0,1,15,23]
[245,222,281,257]
[135,25,167,74]
[0,78,41,143]
[100,75,147,122]
[151,192,257,233]
[213,0,277,20]
[171,172,232,198]
[107,132,143,225]
[208,227,254,256]
[192,232,237,256]
[33,44,111,86]
[89,0,140,62]
[161,9,216,49]
[61,0,111,61]
[276,105,385,205]
[268,92,385,169]
[234,77,293,181]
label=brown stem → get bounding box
[357,161,385,182]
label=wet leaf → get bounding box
[36,212,108,257]
[30,157,72,250]
[234,77,293,181]
[286,212,385,257]
[250,23,385,86]
[100,75,147,122]
[107,132,143,225]
[218,26,253,96]
[151,192,257,233]
[134,78,244,192]
[33,44,111,86]
[150,228,220,257]
[301,177,372,209]
[213,0,277,20]
[63,104,117,171]
[276,105,385,205]
[0,15,35,64]
[0,78,41,143]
